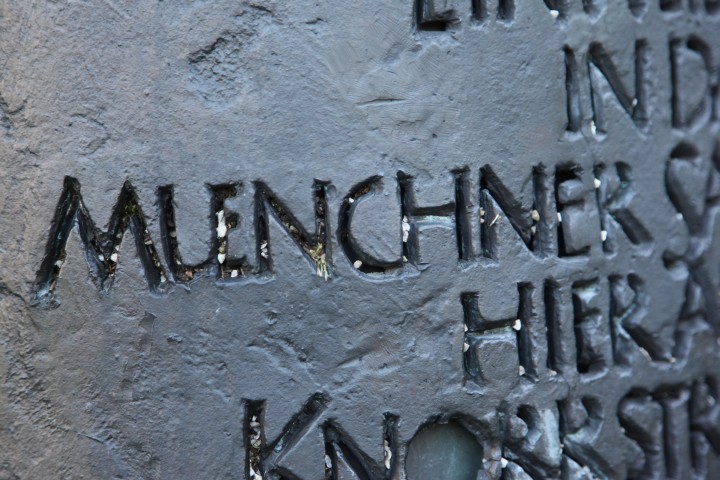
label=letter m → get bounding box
[32,176,167,307]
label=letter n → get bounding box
[254,180,331,278]
[324,414,399,479]
[564,41,650,134]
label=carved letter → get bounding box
[33,176,167,306]
[671,35,715,130]
[338,177,404,274]
[254,180,331,278]
[158,183,249,283]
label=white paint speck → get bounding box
[600,230,608,242]
[501,457,509,468]
[676,212,684,221]
[463,342,470,352]
[231,270,239,278]
[110,253,118,263]
[632,98,638,107]
[593,178,601,189]
[348,197,355,204]
[557,212,563,223]
[531,209,540,222]
[98,254,105,262]
[353,260,363,269]
[383,440,392,469]
[550,9,559,18]
[325,454,332,468]
[216,211,227,238]
[489,214,500,226]
[402,216,410,242]
[513,319,522,331]
[590,120,597,135]
[54,260,64,268]
[217,253,226,264]
[518,365,526,376]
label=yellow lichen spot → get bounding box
[308,244,329,281]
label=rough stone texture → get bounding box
[0,1,719,479]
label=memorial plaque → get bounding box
[1,1,719,478]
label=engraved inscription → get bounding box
[36,161,640,303]
[620,379,720,479]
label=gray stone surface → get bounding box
[0,0,719,478]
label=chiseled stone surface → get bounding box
[0,1,719,478]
